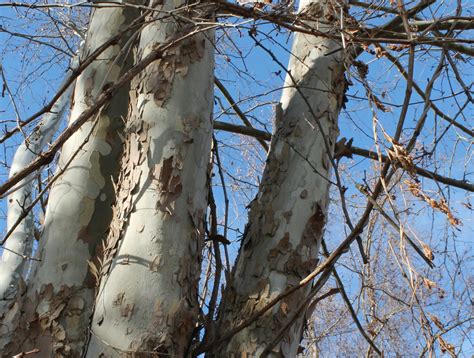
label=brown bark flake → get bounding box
[142,35,205,108]
[95,110,149,282]
[268,232,292,265]
[132,298,196,357]
[284,251,318,279]
[153,156,183,215]
[4,284,87,357]
[301,202,325,247]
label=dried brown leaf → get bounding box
[422,277,437,290]
[438,336,456,356]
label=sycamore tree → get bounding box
[0,0,472,356]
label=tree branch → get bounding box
[213,120,271,141]
[0,12,148,144]
[346,145,474,193]
[321,239,382,356]
[212,122,474,192]
[214,78,269,151]
[0,25,216,197]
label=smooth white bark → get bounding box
[1,5,140,356]
[85,5,214,356]
[212,0,347,355]
[0,66,73,293]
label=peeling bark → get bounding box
[84,3,214,357]
[1,5,140,357]
[211,0,348,355]
[0,55,76,345]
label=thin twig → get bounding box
[214,78,269,151]
[355,184,434,268]
[321,239,382,356]
[0,24,218,197]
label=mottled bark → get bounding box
[84,3,214,357]
[211,0,347,356]
[0,56,75,342]
[1,4,140,356]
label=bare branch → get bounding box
[0,25,217,197]
[215,78,269,151]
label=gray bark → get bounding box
[211,0,347,355]
[84,3,214,356]
[0,56,76,346]
[1,4,140,356]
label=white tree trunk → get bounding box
[212,0,347,355]
[1,5,140,356]
[0,58,75,342]
[84,4,214,357]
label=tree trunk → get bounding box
[211,0,347,355]
[1,5,140,356]
[84,4,214,357]
[0,58,74,342]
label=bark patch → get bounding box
[153,156,183,215]
[301,203,325,247]
[93,113,149,283]
[4,284,87,357]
